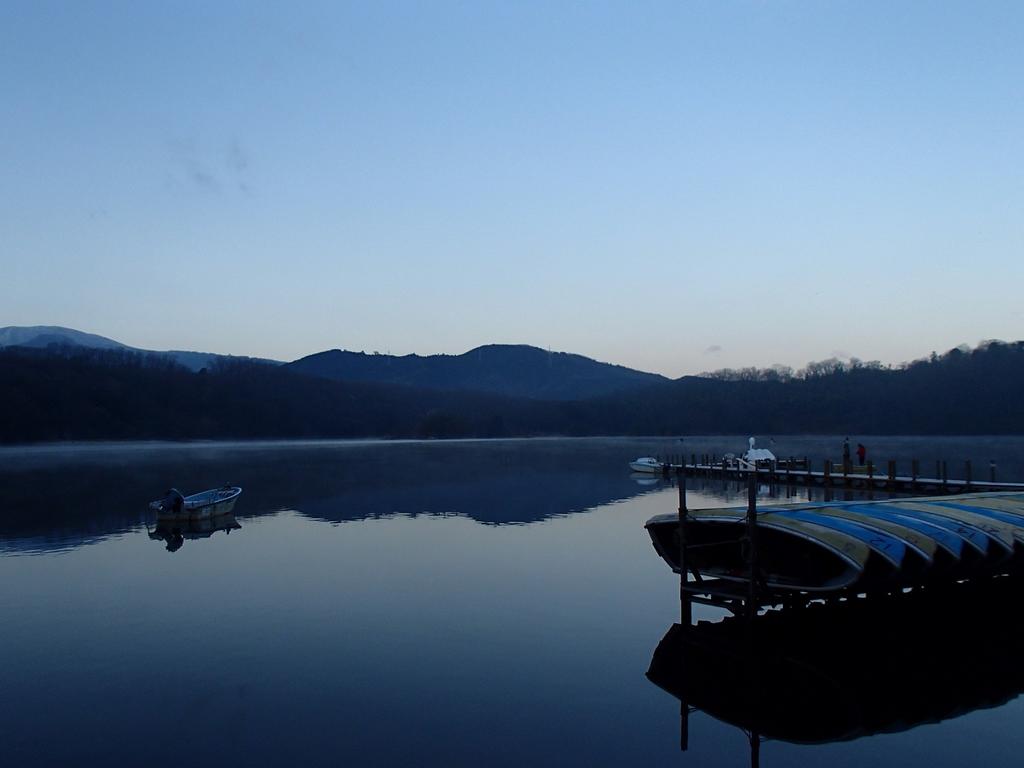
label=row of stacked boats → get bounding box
[646,492,1024,592]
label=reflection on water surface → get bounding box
[147,514,241,553]
[1,437,1023,767]
[649,576,1024,757]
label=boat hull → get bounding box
[153,487,242,521]
[629,458,663,474]
[646,493,1024,594]
[646,512,869,592]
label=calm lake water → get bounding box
[2,436,1024,767]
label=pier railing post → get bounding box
[991,460,997,483]
[912,459,919,491]
[965,460,972,491]
[887,459,896,489]
[824,459,832,487]
[942,460,948,490]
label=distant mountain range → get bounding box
[0,325,280,373]
[3,325,1024,442]
[0,326,125,351]
[287,345,668,400]
[0,326,666,400]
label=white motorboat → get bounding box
[630,457,664,474]
[149,486,242,520]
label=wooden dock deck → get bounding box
[658,458,1024,494]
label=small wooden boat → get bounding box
[149,486,242,520]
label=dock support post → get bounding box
[677,473,691,756]
[824,459,832,487]
[912,459,919,491]
[887,460,896,489]
[942,461,948,490]
[965,460,972,491]
[680,700,689,753]
[746,471,758,619]
[991,460,997,483]
[868,462,874,491]
[678,474,691,626]
[676,469,692,754]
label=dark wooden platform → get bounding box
[669,461,1024,494]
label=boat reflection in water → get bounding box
[147,514,241,553]
[647,576,1024,759]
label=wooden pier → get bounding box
[651,453,1024,494]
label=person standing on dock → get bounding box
[857,443,866,466]
[843,437,851,470]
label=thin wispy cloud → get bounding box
[704,345,722,354]
[166,137,252,194]
[226,138,249,173]
[226,138,253,193]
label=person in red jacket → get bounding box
[856,443,866,466]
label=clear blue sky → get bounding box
[3,1,1022,376]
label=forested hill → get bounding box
[287,344,667,400]
[2,341,1023,442]
[588,341,1024,435]
[0,347,574,443]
